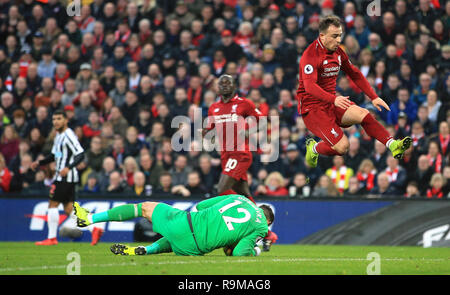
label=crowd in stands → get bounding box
[0,0,449,199]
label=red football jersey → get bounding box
[206,95,262,154]
[296,38,377,115]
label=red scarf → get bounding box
[151,104,159,118]
[357,170,376,191]
[412,133,424,147]
[385,167,399,182]
[278,102,293,112]
[187,86,202,105]
[428,154,443,173]
[192,34,205,47]
[427,188,443,198]
[79,16,95,31]
[54,71,70,93]
[115,30,131,44]
[439,134,449,155]
[19,59,30,78]
[94,33,104,46]
[330,166,348,193]
[213,59,226,74]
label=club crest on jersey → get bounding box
[331,128,339,138]
[231,104,237,113]
[338,55,341,66]
[214,108,220,113]
[323,60,328,65]
[304,64,314,74]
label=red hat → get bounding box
[309,13,320,24]
[269,4,279,11]
[221,29,233,37]
[322,0,334,9]
[64,105,75,112]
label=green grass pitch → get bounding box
[0,242,449,275]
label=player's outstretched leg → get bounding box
[388,136,412,159]
[74,202,143,227]
[110,244,147,256]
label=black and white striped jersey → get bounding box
[51,128,84,183]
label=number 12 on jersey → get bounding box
[218,200,251,230]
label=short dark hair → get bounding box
[52,109,67,118]
[259,204,275,225]
[319,15,342,33]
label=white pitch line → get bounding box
[0,257,447,273]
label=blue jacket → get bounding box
[387,100,418,125]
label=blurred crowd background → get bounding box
[0,0,449,199]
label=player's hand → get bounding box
[30,161,39,171]
[372,97,390,112]
[60,167,70,177]
[334,96,352,109]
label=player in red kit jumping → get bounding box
[202,74,278,251]
[297,15,411,168]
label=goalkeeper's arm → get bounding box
[232,233,262,257]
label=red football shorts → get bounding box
[302,102,355,146]
[220,152,252,181]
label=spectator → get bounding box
[84,136,106,173]
[356,159,378,193]
[422,90,441,123]
[369,172,398,197]
[0,125,20,166]
[370,140,389,172]
[104,170,126,194]
[412,154,435,195]
[10,153,35,192]
[197,153,220,193]
[312,175,339,197]
[288,172,311,198]
[125,171,148,197]
[82,173,100,194]
[169,154,192,186]
[387,88,418,125]
[283,143,305,181]
[0,153,12,193]
[404,181,421,198]
[326,156,354,195]
[255,171,289,197]
[385,156,408,194]
[98,156,116,192]
[82,111,102,140]
[426,173,446,199]
[154,172,173,197]
[185,170,208,196]
[344,136,365,172]
[344,176,367,196]
[430,121,450,157]
[427,140,445,173]
[139,152,164,189]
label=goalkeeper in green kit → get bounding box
[73,194,274,256]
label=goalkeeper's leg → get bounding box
[74,202,158,227]
[110,238,173,256]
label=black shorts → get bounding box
[49,181,76,204]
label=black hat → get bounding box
[34,31,44,38]
[41,47,52,55]
[163,52,174,60]
[286,143,298,152]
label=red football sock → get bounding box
[360,113,393,145]
[315,141,341,156]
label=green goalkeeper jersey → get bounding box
[191,194,269,256]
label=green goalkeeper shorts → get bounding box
[152,203,202,256]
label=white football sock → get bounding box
[386,138,394,149]
[47,208,59,239]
